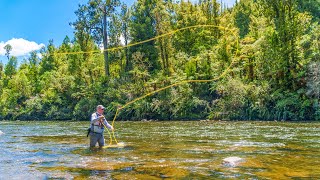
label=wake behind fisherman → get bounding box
[88,105,114,148]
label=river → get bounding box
[0,121,319,179]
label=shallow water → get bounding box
[0,121,319,179]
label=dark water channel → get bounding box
[0,121,319,179]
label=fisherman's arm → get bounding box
[91,114,103,124]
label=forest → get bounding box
[0,0,319,121]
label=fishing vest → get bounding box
[91,112,104,134]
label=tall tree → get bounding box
[108,13,122,65]
[71,4,93,62]
[71,0,120,76]
[4,56,17,79]
[199,0,220,37]
[0,61,3,80]
[260,0,310,89]
[234,0,251,38]
[27,51,40,94]
[130,0,159,72]
[4,44,12,60]
[3,44,16,79]
[173,1,214,55]
[152,0,172,75]
[120,3,130,72]
[40,40,57,74]
[296,0,320,22]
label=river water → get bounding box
[0,121,319,179]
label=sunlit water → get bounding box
[0,121,319,179]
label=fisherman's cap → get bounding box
[97,105,105,110]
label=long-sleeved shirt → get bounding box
[90,112,112,133]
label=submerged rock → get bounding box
[223,157,244,167]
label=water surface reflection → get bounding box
[0,121,319,179]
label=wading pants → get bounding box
[90,132,105,147]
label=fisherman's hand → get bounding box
[110,126,114,131]
[99,115,105,120]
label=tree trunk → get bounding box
[124,24,130,72]
[158,38,167,74]
[164,38,170,76]
[103,6,109,76]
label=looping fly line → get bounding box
[55,25,240,146]
[54,25,234,55]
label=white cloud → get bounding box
[0,38,45,57]
[36,53,43,59]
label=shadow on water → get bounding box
[0,121,320,179]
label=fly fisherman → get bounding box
[89,105,114,148]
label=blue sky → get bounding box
[0,0,236,62]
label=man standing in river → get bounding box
[89,105,114,148]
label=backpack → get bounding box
[87,113,92,137]
[86,127,91,137]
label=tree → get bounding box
[4,56,17,79]
[152,0,172,75]
[71,4,94,62]
[0,61,3,80]
[296,0,320,22]
[120,3,131,72]
[307,62,320,100]
[40,40,57,74]
[130,0,159,73]
[71,0,120,76]
[234,0,251,38]
[173,1,216,55]
[4,44,12,60]
[27,51,40,94]
[260,0,310,90]
[199,0,220,37]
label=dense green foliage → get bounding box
[0,0,319,121]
